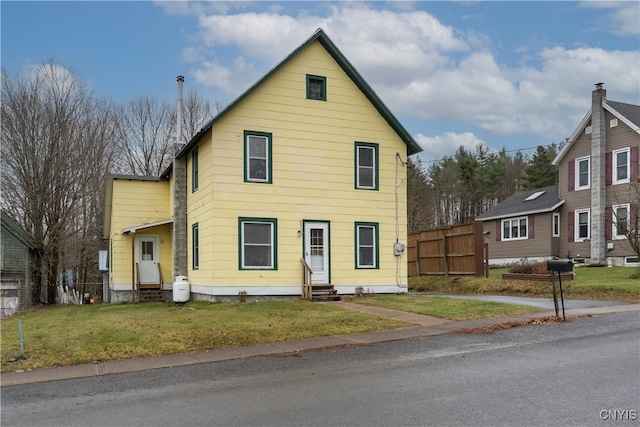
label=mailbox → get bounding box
[547,259,574,273]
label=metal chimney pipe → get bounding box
[176,76,184,146]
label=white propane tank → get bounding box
[173,276,190,303]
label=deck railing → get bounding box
[300,258,313,301]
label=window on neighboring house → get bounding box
[192,148,199,192]
[239,218,277,269]
[355,142,378,190]
[502,217,528,240]
[553,213,560,237]
[576,157,590,190]
[612,204,630,239]
[244,131,272,183]
[306,75,326,101]
[613,148,630,184]
[575,209,590,241]
[355,222,378,269]
[192,223,199,269]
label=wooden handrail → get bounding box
[300,258,313,300]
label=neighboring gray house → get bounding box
[1,210,36,315]
[477,186,564,266]
[478,84,640,267]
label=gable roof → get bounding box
[476,186,564,221]
[553,99,640,165]
[1,210,36,249]
[173,28,421,163]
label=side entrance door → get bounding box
[135,235,160,284]
[304,222,329,285]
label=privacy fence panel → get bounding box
[408,222,486,277]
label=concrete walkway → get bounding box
[2,300,638,387]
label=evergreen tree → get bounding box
[520,144,559,190]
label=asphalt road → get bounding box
[2,312,639,427]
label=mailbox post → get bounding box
[547,259,574,319]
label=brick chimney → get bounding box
[590,82,606,265]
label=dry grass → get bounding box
[409,266,640,303]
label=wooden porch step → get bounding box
[311,284,340,302]
[138,284,164,302]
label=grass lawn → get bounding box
[0,300,408,373]
[410,266,640,303]
[351,295,543,320]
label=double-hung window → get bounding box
[306,74,326,101]
[192,223,199,269]
[192,148,199,192]
[575,156,590,190]
[355,222,378,269]
[355,142,378,190]
[575,209,590,241]
[244,131,272,183]
[239,218,277,270]
[613,148,630,184]
[502,217,528,240]
[612,204,630,239]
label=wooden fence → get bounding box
[408,221,487,277]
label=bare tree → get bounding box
[1,61,118,304]
[113,90,221,176]
[612,178,640,275]
[113,96,175,176]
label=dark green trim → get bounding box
[170,28,421,171]
[191,147,199,192]
[238,217,278,270]
[354,142,379,190]
[302,220,331,284]
[243,130,273,184]
[306,74,327,101]
[354,222,379,269]
[192,223,199,270]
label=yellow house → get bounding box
[103,29,422,302]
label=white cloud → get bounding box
[161,2,638,147]
[414,131,489,162]
[580,1,640,36]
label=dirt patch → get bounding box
[456,315,589,334]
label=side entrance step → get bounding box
[138,284,164,302]
[311,284,340,302]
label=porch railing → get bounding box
[300,258,313,301]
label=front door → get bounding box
[304,222,329,285]
[136,235,159,284]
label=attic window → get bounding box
[306,75,326,101]
[585,126,592,135]
[524,191,545,201]
[610,119,618,128]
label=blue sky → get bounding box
[2,1,639,163]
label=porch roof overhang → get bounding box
[122,219,173,235]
